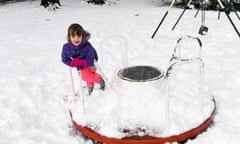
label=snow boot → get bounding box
[88,87,94,96]
[99,78,105,91]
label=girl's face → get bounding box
[70,35,82,46]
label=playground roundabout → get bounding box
[68,36,217,144]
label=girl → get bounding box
[61,23,105,95]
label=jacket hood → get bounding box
[85,32,91,41]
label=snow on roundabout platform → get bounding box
[69,36,216,144]
[70,100,215,144]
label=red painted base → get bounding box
[70,99,216,144]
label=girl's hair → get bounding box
[67,23,87,42]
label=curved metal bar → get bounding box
[100,35,128,69]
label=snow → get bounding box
[0,0,240,144]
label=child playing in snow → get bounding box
[61,23,105,95]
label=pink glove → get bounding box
[70,58,88,67]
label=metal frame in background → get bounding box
[151,0,240,38]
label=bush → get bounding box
[86,0,105,5]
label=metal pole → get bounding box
[218,10,221,20]
[100,35,128,68]
[199,60,204,113]
[194,8,200,18]
[94,60,109,89]
[217,0,240,38]
[172,0,193,30]
[224,10,240,37]
[151,12,169,39]
[68,67,76,111]
[69,67,76,98]
[77,69,83,99]
[172,9,187,30]
[164,78,170,133]
[151,0,176,39]
[234,11,240,21]
[77,69,85,114]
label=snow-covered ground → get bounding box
[0,0,240,144]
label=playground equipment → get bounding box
[151,0,240,38]
[69,36,216,144]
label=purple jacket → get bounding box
[61,34,98,67]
